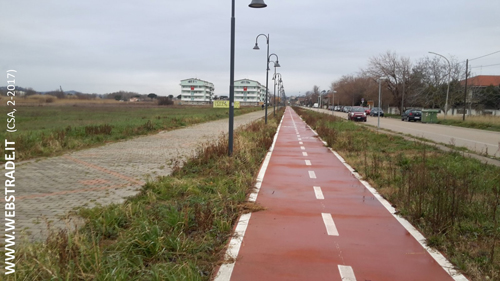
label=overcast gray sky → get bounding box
[1,0,499,97]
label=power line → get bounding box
[470,63,500,68]
[469,50,500,61]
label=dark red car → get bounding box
[347,106,367,122]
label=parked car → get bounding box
[313,103,319,108]
[347,106,367,122]
[363,107,371,115]
[401,109,422,122]
[328,105,334,111]
[343,106,352,113]
[370,107,384,117]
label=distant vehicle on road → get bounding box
[313,103,319,108]
[347,106,367,122]
[402,109,422,122]
[370,107,384,117]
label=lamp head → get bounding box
[274,61,281,67]
[249,0,267,8]
[253,43,260,50]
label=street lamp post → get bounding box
[228,0,267,156]
[273,72,282,113]
[429,51,451,119]
[268,54,280,116]
[378,77,388,129]
[331,90,337,110]
[253,36,279,124]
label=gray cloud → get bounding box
[1,0,499,96]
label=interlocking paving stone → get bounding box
[2,110,268,242]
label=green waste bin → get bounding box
[421,109,440,123]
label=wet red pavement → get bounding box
[215,107,464,281]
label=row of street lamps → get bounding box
[228,0,268,156]
[253,36,283,121]
[228,0,286,156]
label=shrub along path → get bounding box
[1,109,269,242]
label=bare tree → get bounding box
[364,51,415,113]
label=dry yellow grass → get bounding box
[0,95,123,105]
[438,114,500,125]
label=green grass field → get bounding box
[0,105,262,161]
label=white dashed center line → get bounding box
[302,152,308,156]
[305,160,311,166]
[321,213,339,236]
[308,171,316,179]
[300,146,305,150]
[338,265,357,281]
[299,141,303,145]
[313,186,324,199]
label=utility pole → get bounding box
[401,67,405,115]
[462,59,468,121]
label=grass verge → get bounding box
[295,107,500,281]
[0,105,262,162]
[384,112,500,132]
[0,108,284,280]
[436,115,500,132]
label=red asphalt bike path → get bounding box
[215,107,463,281]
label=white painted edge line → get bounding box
[329,148,467,280]
[305,160,312,166]
[313,186,324,199]
[338,265,357,281]
[308,171,316,179]
[330,149,469,280]
[292,107,469,280]
[248,113,284,203]
[215,112,286,281]
[213,213,251,281]
[321,213,339,236]
[302,152,308,156]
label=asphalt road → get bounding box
[309,108,500,158]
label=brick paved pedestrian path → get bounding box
[2,110,268,242]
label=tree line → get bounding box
[302,51,499,114]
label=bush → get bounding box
[158,97,174,106]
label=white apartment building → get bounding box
[180,78,214,104]
[234,79,268,105]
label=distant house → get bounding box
[462,75,500,88]
[460,75,500,115]
[180,78,215,104]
